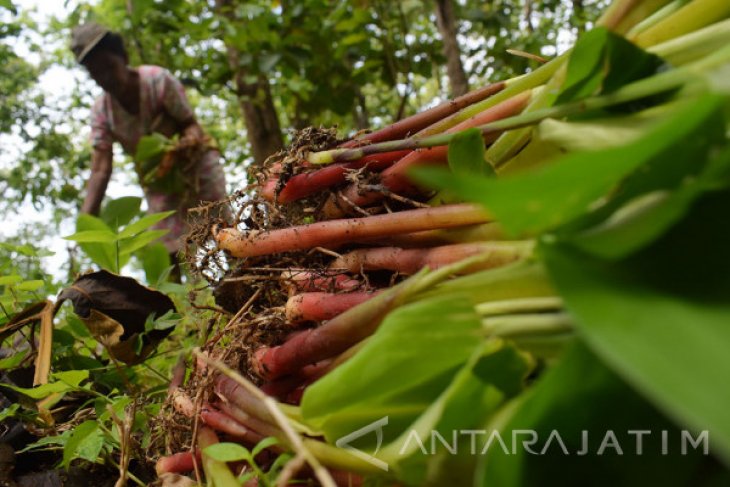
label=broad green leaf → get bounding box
[144,310,180,332]
[75,214,118,271]
[63,230,118,244]
[62,420,105,468]
[135,133,169,162]
[119,229,168,256]
[481,344,720,486]
[0,349,28,369]
[565,144,730,258]
[0,242,51,257]
[542,190,730,464]
[203,442,251,463]
[302,295,483,442]
[118,211,175,239]
[0,275,22,286]
[16,280,44,291]
[412,95,724,237]
[381,341,531,486]
[141,243,171,284]
[3,370,90,399]
[252,437,279,457]
[17,430,71,453]
[557,27,666,105]
[447,128,494,177]
[0,403,19,421]
[98,396,132,423]
[100,196,142,230]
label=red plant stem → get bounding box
[324,91,532,217]
[259,177,279,201]
[251,272,428,380]
[353,222,505,248]
[213,204,491,258]
[285,291,382,324]
[155,450,201,475]
[329,242,529,275]
[216,402,286,447]
[281,270,362,295]
[275,150,411,203]
[260,361,332,401]
[200,405,267,445]
[309,89,532,164]
[261,84,505,202]
[215,376,278,426]
[341,81,506,147]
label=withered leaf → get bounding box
[0,300,55,385]
[56,270,176,365]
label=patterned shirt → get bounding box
[90,65,194,156]
[88,65,228,253]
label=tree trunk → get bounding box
[215,0,284,167]
[433,0,469,97]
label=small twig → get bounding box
[361,184,430,208]
[193,349,337,487]
[191,303,233,317]
[336,190,371,217]
[228,287,263,327]
[190,389,205,486]
[223,275,281,283]
[309,247,342,259]
[109,402,136,487]
[275,453,306,487]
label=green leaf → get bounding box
[63,230,118,243]
[100,197,142,231]
[117,211,175,239]
[252,437,278,457]
[381,342,531,486]
[141,243,171,284]
[3,370,89,399]
[62,420,105,468]
[74,215,118,271]
[0,275,22,286]
[203,442,252,463]
[0,403,19,421]
[17,431,72,453]
[118,230,168,256]
[144,309,180,332]
[557,27,666,105]
[16,280,44,291]
[135,133,169,162]
[562,121,730,259]
[0,349,28,369]
[265,452,293,481]
[0,242,50,257]
[412,95,725,237]
[447,128,494,177]
[481,344,719,486]
[302,295,483,442]
[541,190,730,464]
[0,0,17,15]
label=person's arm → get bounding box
[81,148,113,215]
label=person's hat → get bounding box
[70,22,109,63]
